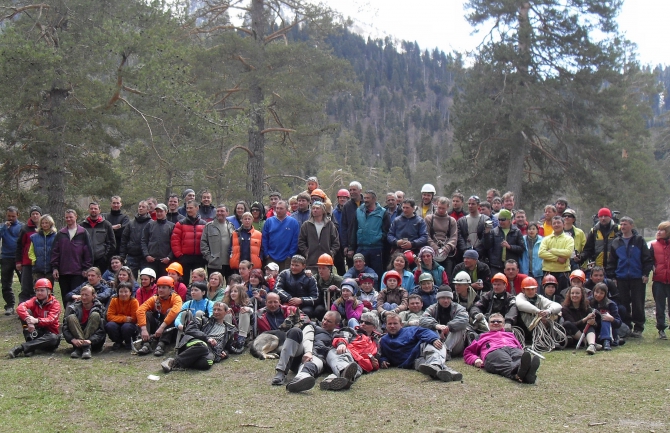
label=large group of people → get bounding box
[4,179,668,393]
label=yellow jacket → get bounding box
[538,232,574,272]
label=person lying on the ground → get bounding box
[379,312,462,382]
[463,313,541,384]
[161,301,238,373]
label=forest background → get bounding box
[0,0,668,230]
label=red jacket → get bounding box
[16,219,38,266]
[333,331,380,372]
[171,216,206,257]
[257,305,298,333]
[17,295,61,334]
[505,273,528,295]
[651,239,670,284]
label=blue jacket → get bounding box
[332,205,345,246]
[290,209,311,226]
[387,214,428,252]
[410,285,438,308]
[379,326,440,368]
[175,298,214,328]
[261,216,300,262]
[0,220,23,259]
[343,265,378,284]
[350,203,389,250]
[606,234,653,280]
[30,230,56,274]
[520,235,544,277]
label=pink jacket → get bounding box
[463,330,522,366]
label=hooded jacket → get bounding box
[298,216,340,267]
[274,269,319,307]
[348,203,390,251]
[141,218,175,260]
[171,214,207,257]
[136,292,183,327]
[17,294,61,334]
[606,233,653,280]
[483,224,524,270]
[15,218,38,266]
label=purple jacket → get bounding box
[463,329,522,366]
[50,225,93,276]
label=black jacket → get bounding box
[120,213,152,258]
[456,214,490,258]
[452,261,493,292]
[471,291,518,325]
[141,219,175,260]
[339,198,361,250]
[81,217,116,263]
[102,210,130,255]
[483,225,524,270]
[62,299,107,349]
[275,269,319,307]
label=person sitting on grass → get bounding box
[540,274,564,304]
[379,312,462,382]
[271,310,341,393]
[222,284,252,350]
[136,276,183,357]
[62,284,106,359]
[166,262,189,302]
[105,282,139,351]
[515,277,562,342]
[274,254,321,320]
[206,272,226,302]
[161,301,238,373]
[463,313,541,384]
[419,288,469,357]
[10,278,61,358]
[470,273,518,333]
[320,313,381,391]
[247,268,269,309]
[112,265,139,296]
[399,294,425,327]
[175,282,213,331]
[256,292,300,333]
[376,270,408,320]
[410,273,439,310]
[65,267,113,308]
[330,279,363,328]
[358,273,380,311]
[562,286,598,355]
[589,282,622,351]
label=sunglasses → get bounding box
[361,321,375,326]
[490,320,503,324]
[498,218,508,221]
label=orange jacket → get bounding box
[136,292,183,327]
[230,227,262,270]
[106,297,139,324]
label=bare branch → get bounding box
[1,4,50,22]
[117,96,168,166]
[236,55,256,70]
[223,145,254,167]
[260,128,296,134]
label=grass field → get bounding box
[1,282,668,433]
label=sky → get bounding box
[331,0,668,67]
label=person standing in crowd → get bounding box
[340,181,363,269]
[51,210,93,307]
[1,206,22,315]
[28,214,57,286]
[650,221,670,340]
[347,190,389,279]
[538,216,574,292]
[141,203,175,278]
[424,197,458,277]
[81,202,116,273]
[171,200,207,286]
[606,217,652,338]
[15,206,41,304]
[201,204,235,277]
[166,194,184,223]
[261,201,300,271]
[103,196,129,256]
[120,201,152,276]
[388,199,428,255]
[198,190,216,222]
[298,201,340,273]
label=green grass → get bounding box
[1,281,668,433]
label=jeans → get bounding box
[652,281,670,330]
[105,321,138,345]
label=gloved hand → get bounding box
[504,323,512,332]
[474,313,485,322]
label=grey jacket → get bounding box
[200,219,234,268]
[419,302,469,332]
[141,219,175,260]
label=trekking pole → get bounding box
[573,323,590,354]
[253,297,258,338]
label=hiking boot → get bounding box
[70,348,82,358]
[286,374,316,393]
[435,365,462,382]
[9,346,23,358]
[161,357,175,373]
[321,374,350,391]
[524,355,541,384]
[659,330,667,340]
[81,347,92,360]
[341,362,358,383]
[586,344,596,355]
[319,375,335,390]
[23,350,34,357]
[271,371,286,386]
[137,343,152,356]
[603,340,612,351]
[516,351,532,382]
[4,307,14,316]
[629,330,643,338]
[111,342,123,351]
[153,343,165,357]
[595,343,602,351]
[418,363,441,379]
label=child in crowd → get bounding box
[264,263,279,290]
[357,273,379,311]
[331,279,363,328]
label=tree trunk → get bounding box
[36,88,70,228]
[246,0,266,202]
